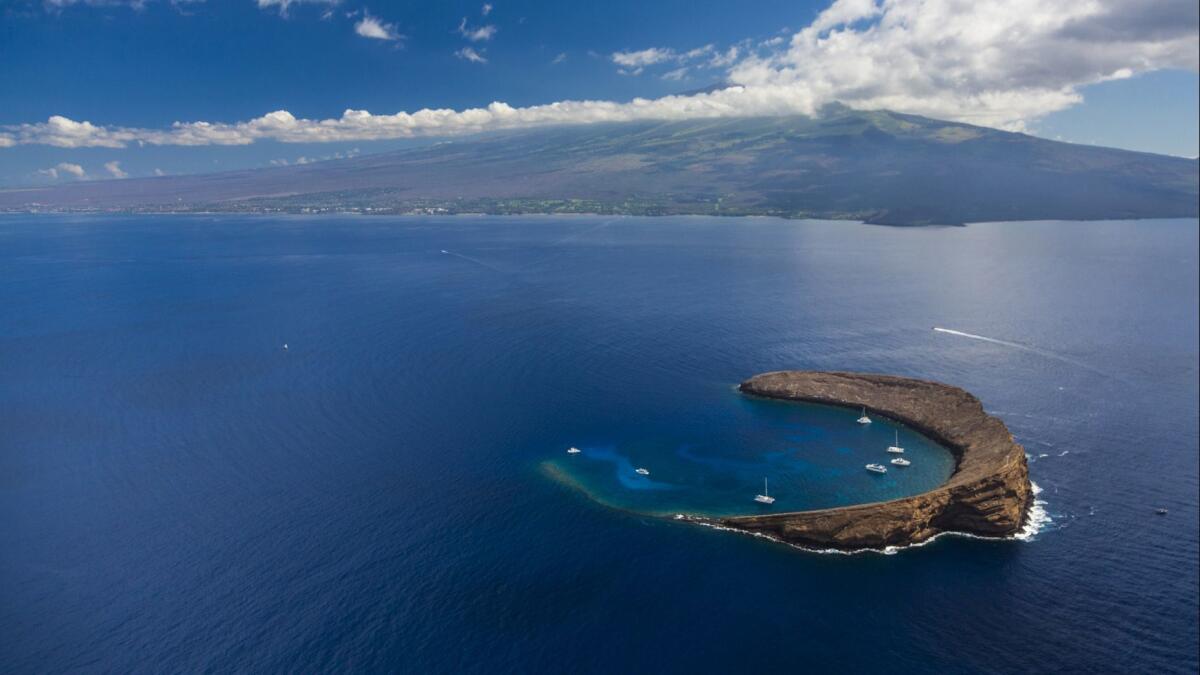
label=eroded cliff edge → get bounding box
[717,371,1033,551]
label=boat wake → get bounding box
[932,326,1109,377]
[439,248,507,273]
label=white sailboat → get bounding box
[887,429,905,454]
[856,407,872,424]
[754,478,776,504]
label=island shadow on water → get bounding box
[543,392,957,520]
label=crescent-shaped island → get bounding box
[702,370,1034,552]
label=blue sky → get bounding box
[1,0,1197,186]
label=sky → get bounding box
[1,0,1197,186]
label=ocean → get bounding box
[1,214,1196,672]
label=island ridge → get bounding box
[705,370,1034,551]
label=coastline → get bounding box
[715,370,1035,551]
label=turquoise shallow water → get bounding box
[0,214,1196,673]
[547,396,954,517]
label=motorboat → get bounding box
[635,467,650,476]
[890,457,911,467]
[567,447,581,454]
[865,463,887,474]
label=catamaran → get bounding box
[887,430,905,454]
[865,463,887,474]
[890,457,911,467]
[566,446,581,454]
[754,477,776,504]
[857,407,872,424]
[635,467,650,476]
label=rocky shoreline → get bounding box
[712,371,1033,551]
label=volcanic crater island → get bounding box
[709,370,1034,551]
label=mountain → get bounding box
[3,106,1197,225]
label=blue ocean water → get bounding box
[545,398,956,518]
[1,214,1196,673]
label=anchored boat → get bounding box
[754,477,776,504]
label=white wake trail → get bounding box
[932,326,1109,377]
[439,249,506,273]
[933,327,1031,350]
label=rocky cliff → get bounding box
[717,371,1033,551]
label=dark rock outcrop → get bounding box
[716,371,1033,551]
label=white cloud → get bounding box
[457,17,497,42]
[727,0,1198,129]
[104,160,128,178]
[662,67,689,81]
[58,162,86,177]
[37,162,87,180]
[154,168,166,176]
[709,46,740,68]
[256,0,339,17]
[481,3,492,16]
[456,47,487,64]
[611,47,677,69]
[3,115,134,148]
[551,52,567,65]
[355,12,401,41]
[611,44,720,76]
[3,0,1196,148]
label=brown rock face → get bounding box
[717,371,1033,551]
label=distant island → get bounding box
[2,105,1196,226]
[707,370,1034,551]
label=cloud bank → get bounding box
[3,0,1195,148]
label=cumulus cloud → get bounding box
[456,47,487,64]
[104,160,128,178]
[355,12,401,40]
[481,3,492,16]
[38,162,87,180]
[458,17,497,42]
[727,0,1198,129]
[3,115,136,148]
[3,0,1195,148]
